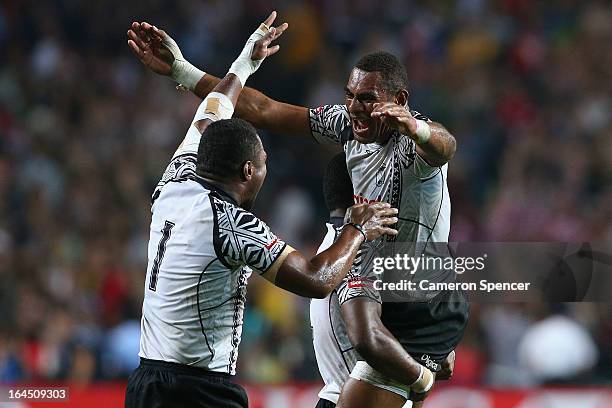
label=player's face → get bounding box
[242,138,267,211]
[345,68,395,144]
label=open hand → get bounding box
[250,11,289,61]
[345,202,399,241]
[127,22,176,76]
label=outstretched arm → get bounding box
[127,16,311,138]
[192,71,311,137]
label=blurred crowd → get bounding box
[1,0,611,387]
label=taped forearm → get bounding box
[193,92,235,123]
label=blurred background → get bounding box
[0,0,611,406]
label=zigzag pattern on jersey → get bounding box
[310,104,352,143]
[151,153,197,204]
[228,267,249,375]
[337,242,382,305]
[212,197,285,273]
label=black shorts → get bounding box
[381,288,469,368]
[125,358,248,408]
[315,398,336,408]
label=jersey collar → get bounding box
[193,175,239,206]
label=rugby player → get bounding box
[128,18,468,407]
[313,153,456,408]
[125,13,399,408]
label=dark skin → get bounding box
[337,298,420,408]
[127,22,456,167]
[129,17,453,400]
[137,12,400,300]
[325,202,455,408]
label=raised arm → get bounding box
[127,14,312,138]
[371,102,456,167]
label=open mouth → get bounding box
[352,118,370,134]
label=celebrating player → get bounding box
[125,12,399,408]
[312,153,456,408]
[128,16,468,407]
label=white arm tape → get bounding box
[414,119,431,145]
[228,23,269,87]
[173,60,205,91]
[410,365,435,393]
[192,92,235,123]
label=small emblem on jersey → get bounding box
[264,238,279,250]
[348,276,375,289]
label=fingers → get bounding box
[151,25,168,41]
[260,26,277,44]
[266,44,281,57]
[255,19,288,59]
[376,226,399,236]
[263,10,277,28]
[127,29,148,50]
[369,202,391,211]
[377,216,398,226]
[374,207,398,217]
[273,22,289,39]
[261,21,288,45]
[371,103,407,119]
[127,39,144,59]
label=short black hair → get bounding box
[196,118,262,179]
[323,152,354,212]
[354,51,409,93]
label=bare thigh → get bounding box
[336,378,407,408]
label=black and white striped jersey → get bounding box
[309,104,451,304]
[139,123,288,375]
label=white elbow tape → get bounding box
[193,92,235,123]
[410,365,435,394]
[414,119,431,145]
[228,23,269,86]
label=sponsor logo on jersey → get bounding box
[353,194,380,204]
[347,276,375,289]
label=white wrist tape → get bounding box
[228,23,270,86]
[193,92,234,123]
[410,365,435,394]
[159,29,205,91]
[173,60,205,91]
[414,119,431,145]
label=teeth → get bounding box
[354,119,369,130]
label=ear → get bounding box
[242,161,253,182]
[395,89,409,107]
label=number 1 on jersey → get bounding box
[149,220,175,291]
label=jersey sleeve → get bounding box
[336,248,382,305]
[309,104,353,144]
[212,197,290,275]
